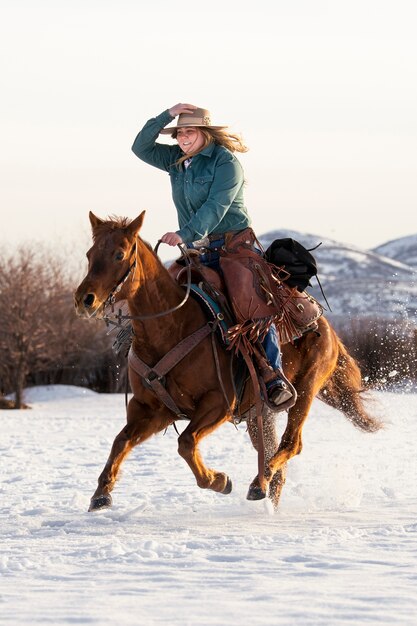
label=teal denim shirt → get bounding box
[131,110,251,243]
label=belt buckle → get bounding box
[192,237,210,248]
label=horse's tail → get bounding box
[318,332,383,432]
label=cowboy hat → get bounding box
[159,107,227,134]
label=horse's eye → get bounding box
[115,251,124,261]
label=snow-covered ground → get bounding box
[1,385,416,625]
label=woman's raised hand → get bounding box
[168,103,198,117]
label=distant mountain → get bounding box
[257,229,417,323]
[372,234,417,269]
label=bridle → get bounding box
[101,239,193,327]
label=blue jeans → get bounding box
[188,237,283,372]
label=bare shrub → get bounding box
[336,316,417,389]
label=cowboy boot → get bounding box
[255,351,296,410]
[266,373,294,407]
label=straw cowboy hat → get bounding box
[160,107,228,134]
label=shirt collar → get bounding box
[198,142,216,158]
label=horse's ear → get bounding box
[129,210,146,237]
[89,211,104,230]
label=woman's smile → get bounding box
[176,127,205,154]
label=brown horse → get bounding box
[74,212,382,511]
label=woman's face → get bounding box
[176,127,205,154]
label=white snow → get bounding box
[1,385,416,625]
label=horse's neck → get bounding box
[126,240,194,357]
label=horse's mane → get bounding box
[92,215,134,241]
[91,215,159,264]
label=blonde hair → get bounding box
[172,127,248,168]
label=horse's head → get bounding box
[74,211,145,318]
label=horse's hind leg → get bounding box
[177,390,231,494]
[89,398,169,511]
[246,374,322,502]
[266,380,318,482]
[246,408,287,507]
[268,465,287,509]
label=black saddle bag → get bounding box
[264,237,319,292]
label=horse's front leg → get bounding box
[89,397,170,511]
[177,390,232,494]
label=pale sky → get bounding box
[1,0,416,263]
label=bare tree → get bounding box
[0,246,61,405]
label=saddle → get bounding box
[219,229,323,345]
[168,229,323,349]
[167,231,323,415]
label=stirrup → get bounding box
[261,373,297,413]
[268,379,293,407]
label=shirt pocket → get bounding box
[192,175,214,204]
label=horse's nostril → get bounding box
[84,293,95,307]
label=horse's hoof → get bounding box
[222,476,233,495]
[246,485,266,500]
[88,494,112,512]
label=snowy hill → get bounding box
[372,233,417,269]
[258,229,417,322]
